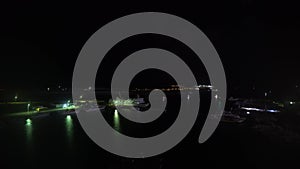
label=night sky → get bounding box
[1,1,299,98]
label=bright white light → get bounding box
[63,104,68,108]
[246,112,250,115]
[266,109,280,113]
[114,109,119,118]
[241,107,263,111]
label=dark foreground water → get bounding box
[1,106,300,169]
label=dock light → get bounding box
[27,103,30,112]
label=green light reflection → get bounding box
[25,118,32,142]
[65,115,74,146]
[114,109,120,131]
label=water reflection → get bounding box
[114,109,121,131]
[65,115,74,146]
[25,118,33,142]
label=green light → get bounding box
[114,109,119,118]
[25,118,33,142]
[65,115,73,142]
[26,118,32,126]
[66,115,72,120]
[114,109,120,131]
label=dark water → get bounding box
[1,106,300,169]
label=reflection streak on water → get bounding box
[25,118,32,142]
[114,109,120,131]
[65,115,74,146]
